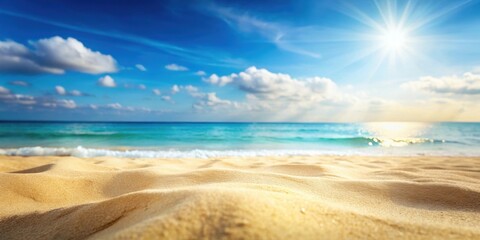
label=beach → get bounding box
[1,155,479,239]
[2,0,480,238]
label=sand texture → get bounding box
[0,155,479,239]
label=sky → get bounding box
[1,0,480,122]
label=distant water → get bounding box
[0,122,479,158]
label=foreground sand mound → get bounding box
[0,156,479,239]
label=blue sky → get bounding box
[1,0,480,121]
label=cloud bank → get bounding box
[403,72,480,95]
[206,66,344,103]
[0,85,78,109]
[0,36,117,75]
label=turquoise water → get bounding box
[0,122,479,157]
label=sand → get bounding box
[0,155,479,239]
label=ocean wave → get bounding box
[0,146,345,158]
[0,128,450,146]
[257,136,444,146]
[0,146,473,158]
[366,137,443,147]
[0,132,134,139]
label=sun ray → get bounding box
[406,0,472,32]
[339,2,385,32]
[374,1,391,28]
[323,44,385,76]
[366,47,391,81]
[398,0,414,30]
[313,0,473,80]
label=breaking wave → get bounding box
[0,145,472,158]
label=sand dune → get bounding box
[0,156,479,239]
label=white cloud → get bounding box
[192,92,236,111]
[184,85,199,95]
[164,84,201,97]
[171,85,180,94]
[55,86,86,96]
[161,96,172,102]
[206,66,339,101]
[89,103,150,112]
[98,75,116,88]
[13,95,36,105]
[107,103,123,109]
[195,70,206,76]
[205,73,234,86]
[165,84,235,111]
[33,37,117,74]
[198,66,363,119]
[165,63,188,71]
[2,84,158,114]
[152,89,161,95]
[473,66,480,74]
[70,90,82,96]
[0,86,10,94]
[9,81,30,87]
[0,93,82,109]
[124,83,146,90]
[0,40,60,74]
[57,99,77,109]
[135,64,147,71]
[87,103,150,113]
[0,36,117,75]
[0,87,37,106]
[402,72,480,95]
[41,98,77,109]
[201,67,480,121]
[55,86,66,95]
[207,4,320,58]
[204,92,232,106]
[1,86,83,110]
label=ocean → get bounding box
[0,121,479,158]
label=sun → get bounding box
[330,0,472,77]
[381,27,408,51]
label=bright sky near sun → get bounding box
[1,0,480,122]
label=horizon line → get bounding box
[0,120,479,124]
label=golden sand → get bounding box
[0,155,479,239]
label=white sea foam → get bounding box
[0,146,476,158]
[0,146,345,158]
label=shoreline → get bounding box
[1,155,480,239]
[2,146,480,158]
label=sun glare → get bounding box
[382,28,407,51]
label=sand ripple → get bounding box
[0,156,479,239]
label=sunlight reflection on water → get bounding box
[362,122,434,147]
